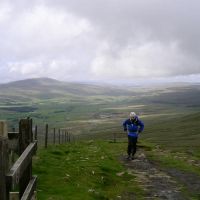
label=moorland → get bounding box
[0,77,200,199]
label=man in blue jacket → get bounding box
[123,112,144,160]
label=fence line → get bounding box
[1,118,125,200]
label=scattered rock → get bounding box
[120,149,186,200]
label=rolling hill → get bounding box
[0,77,199,140]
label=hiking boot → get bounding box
[126,155,131,160]
[131,154,135,160]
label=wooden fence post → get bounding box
[45,124,48,148]
[0,138,9,200]
[62,130,65,144]
[67,132,71,143]
[34,125,37,140]
[59,129,61,144]
[19,118,33,155]
[0,121,8,137]
[65,131,67,143]
[18,118,33,198]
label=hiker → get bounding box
[123,112,144,160]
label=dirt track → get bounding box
[120,148,200,200]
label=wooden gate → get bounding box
[0,118,37,200]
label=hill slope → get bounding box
[33,140,200,199]
[0,77,133,102]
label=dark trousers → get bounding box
[127,136,138,156]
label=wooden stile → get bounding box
[6,142,37,189]
[0,118,37,200]
[21,176,37,200]
[0,137,9,200]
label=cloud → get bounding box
[0,0,200,83]
[0,2,97,82]
[91,40,200,79]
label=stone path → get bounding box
[120,148,198,200]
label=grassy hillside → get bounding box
[33,140,144,200]
[33,139,200,199]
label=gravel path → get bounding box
[120,148,195,200]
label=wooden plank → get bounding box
[19,118,33,155]
[18,118,33,197]
[6,142,37,189]
[8,132,19,139]
[0,138,9,200]
[31,191,37,200]
[21,176,37,200]
[0,121,8,137]
[34,126,37,140]
[19,162,32,198]
[8,132,19,152]
[9,192,19,200]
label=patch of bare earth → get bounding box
[120,147,198,200]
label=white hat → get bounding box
[130,112,136,118]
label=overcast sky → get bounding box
[0,0,200,84]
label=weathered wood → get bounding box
[0,121,8,137]
[19,118,33,155]
[59,129,61,144]
[19,161,32,198]
[8,132,19,163]
[31,191,37,200]
[65,131,67,143]
[62,130,64,144]
[45,124,48,148]
[0,138,9,200]
[30,119,33,143]
[21,176,37,200]
[8,132,19,139]
[7,132,19,157]
[34,126,37,140]
[18,118,33,197]
[6,142,37,189]
[9,192,19,200]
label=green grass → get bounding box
[33,140,144,200]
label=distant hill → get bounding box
[0,77,133,103]
[0,77,200,105]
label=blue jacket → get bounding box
[123,117,144,137]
